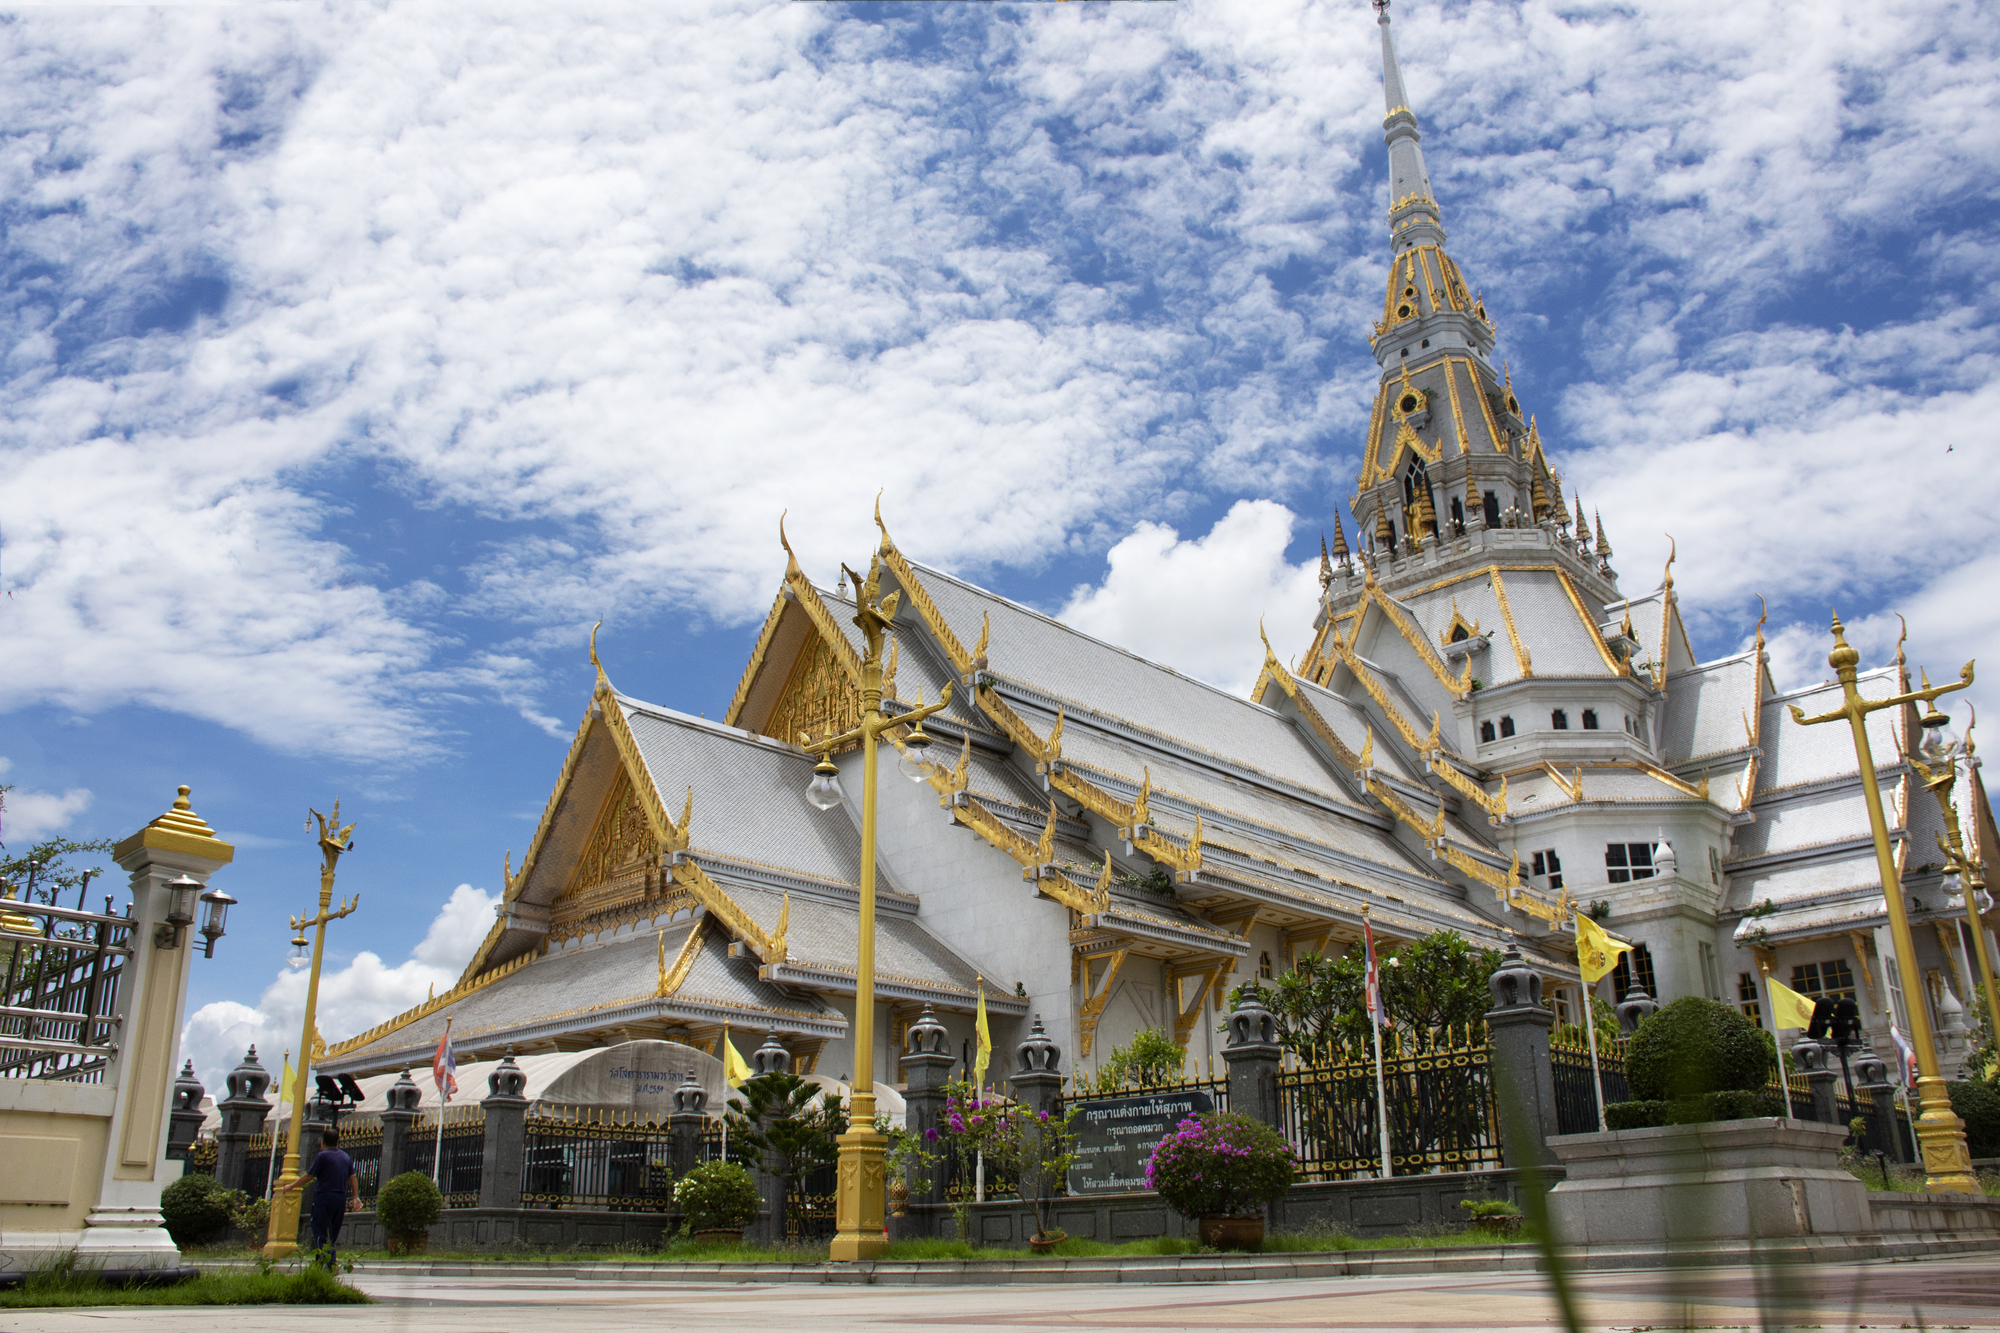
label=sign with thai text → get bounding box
[1066,1090,1213,1195]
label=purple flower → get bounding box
[924,1127,939,1143]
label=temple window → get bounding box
[1450,497,1465,535]
[1551,709,1569,730]
[1605,842,1657,883]
[1498,715,1515,739]
[1259,951,1274,980]
[1530,848,1563,890]
[1480,720,1496,743]
[1611,944,1658,999]
[1482,491,1500,527]
[1581,709,1599,730]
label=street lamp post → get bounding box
[802,550,954,1262]
[262,802,361,1258]
[1787,614,1978,1194]
[1909,699,2000,1059]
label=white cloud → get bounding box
[0,771,94,845]
[178,882,498,1096]
[0,0,1994,762]
[1059,501,1321,697]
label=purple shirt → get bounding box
[305,1147,355,1198]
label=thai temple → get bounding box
[324,2,1996,1095]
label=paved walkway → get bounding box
[6,1254,1997,1331]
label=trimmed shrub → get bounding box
[1626,997,1774,1101]
[1604,1090,1787,1131]
[1947,1080,2000,1157]
[161,1173,236,1247]
[673,1161,759,1234]
[1144,1112,1296,1220]
[375,1171,442,1239]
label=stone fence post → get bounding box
[899,1005,953,1216]
[1615,986,1658,1035]
[1790,1037,1839,1125]
[747,1033,791,1244]
[1852,1043,1906,1162]
[1483,945,1558,1166]
[1221,987,1283,1131]
[669,1072,709,1180]
[214,1047,271,1191]
[478,1052,529,1210]
[167,1062,207,1163]
[379,1068,421,1183]
[1009,1016,1064,1115]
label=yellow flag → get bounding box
[972,985,991,1089]
[1766,975,1819,1031]
[279,1057,296,1105]
[1574,914,1634,985]
[722,1027,752,1088]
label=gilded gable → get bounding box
[553,766,688,942]
[764,633,861,748]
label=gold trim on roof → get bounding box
[1554,567,1626,675]
[326,950,536,1060]
[723,589,789,729]
[1488,569,1533,677]
[659,918,706,997]
[1740,598,1770,809]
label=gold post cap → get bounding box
[113,784,235,865]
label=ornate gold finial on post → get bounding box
[1787,612,1978,1194]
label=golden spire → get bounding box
[1548,470,1566,526]
[1331,513,1350,564]
[1574,497,1590,548]
[1319,533,1333,590]
[1375,502,1394,556]
[1594,512,1612,562]
[1414,480,1438,539]
[1529,469,1549,522]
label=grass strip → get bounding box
[1,1266,371,1309]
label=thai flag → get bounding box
[1363,917,1384,1029]
[433,1029,459,1104]
[1889,1026,1917,1088]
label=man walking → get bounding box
[278,1126,361,1264]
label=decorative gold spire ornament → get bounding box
[1331,514,1350,566]
[1319,534,1333,590]
[1594,512,1612,564]
[1575,497,1590,549]
[1375,503,1394,556]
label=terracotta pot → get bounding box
[386,1232,429,1256]
[1197,1216,1264,1251]
[1027,1233,1064,1254]
[888,1179,910,1217]
[691,1229,744,1245]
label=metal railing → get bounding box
[522,1109,683,1212]
[0,896,133,1081]
[407,1105,485,1207]
[1278,1029,1503,1180]
[1551,1037,1630,1135]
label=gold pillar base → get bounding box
[262,1173,302,1259]
[829,1098,887,1262]
[1912,1075,1981,1194]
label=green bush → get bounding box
[160,1174,236,1247]
[1626,997,1774,1101]
[1604,1090,1787,1131]
[374,1171,442,1239]
[673,1161,759,1233]
[1948,1080,2000,1157]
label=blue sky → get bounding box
[0,0,1994,1093]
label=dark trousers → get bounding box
[309,1196,347,1262]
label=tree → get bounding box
[724,1071,845,1239]
[1227,929,1504,1055]
[1089,1027,1186,1092]
[0,819,115,910]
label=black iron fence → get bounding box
[523,1111,677,1212]
[1277,1027,1501,1180]
[0,897,132,1082]
[1551,1037,1630,1135]
[343,1120,383,1204]
[408,1106,485,1207]
[785,1160,837,1241]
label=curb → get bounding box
[193,1232,2000,1286]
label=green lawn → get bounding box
[1,1266,370,1309]
[1841,1159,2000,1195]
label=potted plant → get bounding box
[673,1160,760,1243]
[1144,1112,1296,1251]
[376,1171,443,1256]
[1459,1198,1523,1235]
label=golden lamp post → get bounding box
[262,801,361,1258]
[1787,615,1977,1193]
[801,550,953,1262]
[1908,697,2000,1058]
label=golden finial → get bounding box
[1753,594,1768,650]
[503,850,512,888]
[1359,726,1375,770]
[970,613,990,676]
[1134,768,1153,827]
[874,490,893,553]
[173,784,192,811]
[1375,503,1393,554]
[1047,705,1065,763]
[1259,616,1275,662]
[1828,608,1860,671]
[1594,512,1612,561]
[1529,470,1548,521]
[679,786,694,841]
[1895,612,1909,675]
[1036,801,1057,865]
[1319,534,1332,589]
[1574,496,1589,547]
[1331,514,1349,562]
[779,510,801,575]
[1661,535,1676,597]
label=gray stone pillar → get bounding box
[379,1067,421,1183]
[166,1062,206,1163]
[1484,945,1559,1167]
[899,1004,954,1215]
[1009,1015,1064,1115]
[747,1033,789,1244]
[477,1052,528,1210]
[213,1046,271,1192]
[1615,986,1658,1036]
[1221,987,1283,1131]
[1851,1043,1905,1162]
[669,1072,709,1180]
[1790,1037,1839,1125]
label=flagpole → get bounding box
[1760,963,1796,1122]
[1583,980,1609,1132]
[432,1017,452,1187]
[1362,908,1392,1179]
